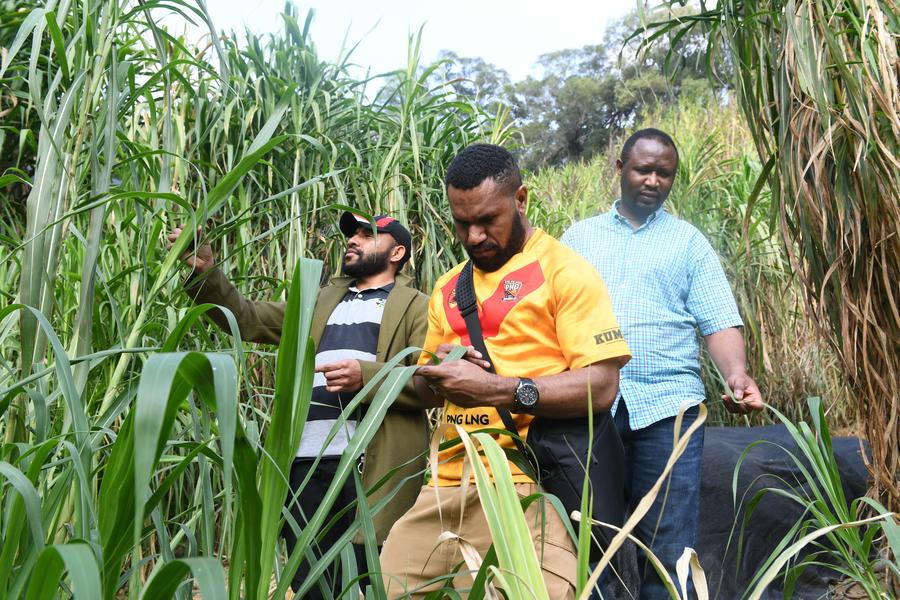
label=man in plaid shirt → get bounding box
[562,128,764,599]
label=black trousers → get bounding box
[283,457,370,598]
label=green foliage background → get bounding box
[0,0,870,597]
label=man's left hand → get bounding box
[433,343,491,370]
[416,359,503,408]
[316,360,363,393]
[722,372,764,414]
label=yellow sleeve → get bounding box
[552,257,631,370]
[417,284,451,366]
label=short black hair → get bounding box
[620,128,679,165]
[445,144,522,196]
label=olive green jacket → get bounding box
[185,268,429,543]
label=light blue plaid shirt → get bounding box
[561,202,742,430]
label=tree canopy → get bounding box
[428,10,729,170]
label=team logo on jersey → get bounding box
[441,261,545,345]
[502,280,523,301]
[374,298,386,309]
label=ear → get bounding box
[389,243,407,265]
[514,185,528,216]
[616,158,624,175]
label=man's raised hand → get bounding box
[167,226,215,273]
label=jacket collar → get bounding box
[311,271,417,350]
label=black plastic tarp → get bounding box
[605,425,869,599]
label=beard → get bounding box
[465,215,527,273]
[342,246,394,279]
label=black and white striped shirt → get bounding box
[296,283,393,458]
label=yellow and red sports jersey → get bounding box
[418,228,631,486]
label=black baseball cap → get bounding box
[339,211,413,267]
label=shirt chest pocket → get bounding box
[628,251,690,302]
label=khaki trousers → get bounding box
[380,483,577,599]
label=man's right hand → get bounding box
[167,227,215,273]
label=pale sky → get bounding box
[175,0,635,81]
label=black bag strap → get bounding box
[454,262,530,461]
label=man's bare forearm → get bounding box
[416,359,623,417]
[704,327,747,379]
[530,362,621,416]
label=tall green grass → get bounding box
[736,397,899,598]
[0,1,509,596]
[0,1,882,597]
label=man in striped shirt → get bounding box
[171,211,429,597]
[562,129,764,599]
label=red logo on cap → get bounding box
[375,217,396,227]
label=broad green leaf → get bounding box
[24,544,101,600]
[43,11,69,83]
[0,7,45,80]
[141,557,227,600]
[0,462,44,550]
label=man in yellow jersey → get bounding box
[379,143,632,598]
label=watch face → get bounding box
[516,381,539,407]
